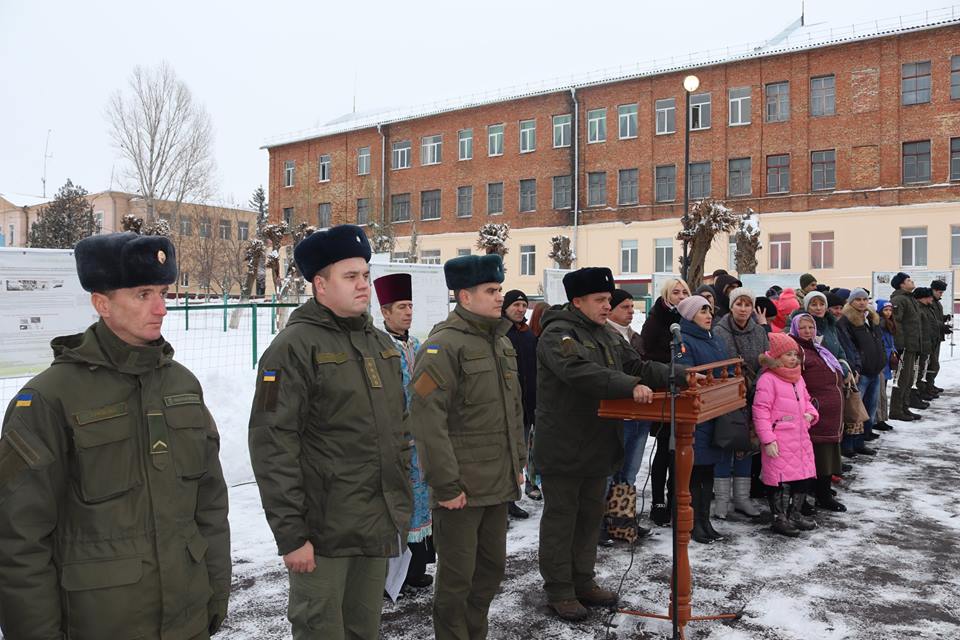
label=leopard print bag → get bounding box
[604,482,638,543]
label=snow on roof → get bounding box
[0,192,51,208]
[262,5,960,150]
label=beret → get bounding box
[373,273,412,306]
[74,232,177,293]
[444,254,505,290]
[563,267,615,300]
[294,224,371,282]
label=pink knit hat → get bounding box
[766,332,799,360]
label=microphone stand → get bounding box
[669,332,680,640]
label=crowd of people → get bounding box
[0,223,953,640]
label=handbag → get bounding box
[843,384,869,435]
[712,407,753,451]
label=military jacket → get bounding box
[891,289,922,353]
[409,305,525,508]
[248,299,413,558]
[0,321,230,640]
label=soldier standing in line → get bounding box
[926,279,950,396]
[409,254,526,640]
[890,272,924,421]
[248,225,413,640]
[535,267,686,622]
[0,232,231,639]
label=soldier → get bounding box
[926,279,950,396]
[248,225,413,640]
[0,232,231,639]
[535,267,686,622]
[914,287,941,402]
[409,254,526,640]
[890,272,924,421]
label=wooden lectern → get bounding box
[598,357,746,640]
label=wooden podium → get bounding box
[598,357,746,639]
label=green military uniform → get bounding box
[248,299,413,640]
[891,287,922,418]
[918,298,941,395]
[409,304,526,640]
[0,320,231,640]
[534,304,677,604]
[926,290,948,392]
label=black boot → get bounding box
[769,487,800,537]
[701,475,725,541]
[873,421,894,431]
[788,489,817,531]
[815,476,847,512]
[508,501,529,519]
[690,482,712,544]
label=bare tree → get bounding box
[734,213,761,275]
[676,199,741,288]
[548,235,575,269]
[107,62,215,222]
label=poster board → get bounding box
[739,273,803,296]
[871,270,955,303]
[369,262,450,341]
[0,248,98,378]
[543,268,572,305]
[651,273,680,300]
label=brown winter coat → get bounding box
[795,336,844,444]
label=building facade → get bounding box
[263,14,960,305]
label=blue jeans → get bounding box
[714,449,753,478]
[613,420,651,485]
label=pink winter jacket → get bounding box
[752,369,820,486]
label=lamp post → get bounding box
[681,74,700,283]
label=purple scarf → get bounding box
[789,313,843,374]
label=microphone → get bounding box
[669,323,682,343]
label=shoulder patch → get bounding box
[413,371,439,398]
[14,393,32,408]
[560,335,577,357]
[425,344,440,355]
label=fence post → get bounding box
[222,291,228,332]
[184,294,189,331]
[271,294,277,335]
[251,302,258,369]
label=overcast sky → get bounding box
[1,0,954,208]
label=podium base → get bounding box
[615,607,741,639]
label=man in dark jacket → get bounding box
[837,288,886,455]
[535,267,682,622]
[926,280,951,396]
[915,287,942,402]
[502,289,540,508]
[890,272,924,421]
[410,254,525,640]
[0,233,231,640]
[249,225,413,640]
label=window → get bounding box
[810,75,835,117]
[811,150,837,190]
[318,154,331,181]
[728,158,752,196]
[902,141,931,184]
[282,207,293,225]
[587,108,606,143]
[459,129,473,160]
[655,165,676,202]
[689,93,711,130]
[519,179,536,212]
[587,171,606,206]
[391,194,410,222]
[420,249,441,265]
[618,169,639,205]
[457,248,471,257]
[553,114,571,147]
[392,251,410,263]
[951,137,960,181]
[317,203,332,228]
[218,218,231,240]
[487,182,503,214]
[655,98,676,134]
[810,231,834,269]
[620,239,638,273]
[93,210,104,233]
[952,226,960,265]
[688,161,711,199]
[553,175,572,209]
[284,160,294,187]
[729,87,751,125]
[357,198,370,225]
[357,147,370,175]
[488,124,504,156]
[654,238,673,273]
[618,104,638,139]
[765,81,790,122]
[179,217,192,236]
[392,140,411,169]
[457,186,473,217]
[421,190,441,220]
[519,120,536,153]
[199,218,211,238]
[952,56,960,100]
[901,61,931,105]
[421,135,442,165]
[901,227,928,267]
[520,245,536,276]
[769,233,791,269]
[766,154,790,194]
[728,237,738,271]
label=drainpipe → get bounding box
[377,124,386,227]
[570,87,579,268]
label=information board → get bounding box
[369,262,451,341]
[871,270,955,303]
[543,268,572,305]
[739,273,803,296]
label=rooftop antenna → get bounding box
[41,129,53,198]
[801,0,805,26]
[352,69,358,113]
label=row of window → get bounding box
[282,57,960,186]
[156,214,250,240]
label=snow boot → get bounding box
[815,476,847,512]
[701,476,726,541]
[712,476,732,520]
[690,483,713,544]
[768,487,800,537]
[788,489,817,531]
[733,476,762,518]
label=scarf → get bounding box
[789,313,843,374]
[765,358,802,383]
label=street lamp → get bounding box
[681,74,700,283]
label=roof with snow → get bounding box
[262,5,960,150]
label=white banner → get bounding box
[0,248,98,379]
[543,268,572,305]
[871,269,955,303]
[369,262,451,341]
[739,273,803,296]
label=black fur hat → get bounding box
[891,272,910,290]
[444,254,505,290]
[294,224,371,282]
[563,267,616,301]
[931,279,947,292]
[74,232,177,293]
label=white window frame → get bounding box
[458,129,473,160]
[392,251,410,263]
[420,249,441,265]
[284,160,294,187]
[180,272,189,287]
[728,87,751,126]
[421,135,442,166]
[179,217,192,236]
[618,103,638,139]
[519,120,536,153]
[357,147,370,175]
[392,141,411,170]
[655,98,676,135]
[218,218,231,240]
[553,114,571,148]
[769,233,792,270]
[901,227,928,268]
[318,154,331,182]
[236,220,249,241]
[488,124,504,157]
[520,244,536,276]
[689,93,711,131]
[587,108,606,143]
[93,210,104,233]
[810,231,834,269]
[654,238,673,273]
[620,239,638,274]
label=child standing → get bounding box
[753,333,820,537]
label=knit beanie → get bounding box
[767,332,799,360]
[677,295,712,321]
[847,288,869,303]
[726,286,756,306]
[799,273,817,289]
[802,291,827,310]
[610,288,634,309]
[501,289,528,312]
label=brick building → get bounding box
[263,10,960,303]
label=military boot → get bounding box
[549,599,589,622]
[768,487,800,537]
[576,583,619,607]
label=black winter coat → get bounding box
[640,297,682,364]
[837,306,886,377]
[506,322,538,426]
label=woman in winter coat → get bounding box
[675,295,732,544]
[790,291,853,379]
[789,313,847,513]
[875,300,897,431]
[753,333,819,536]
[639,277,691,526]
[712,287,768,520]
[772,288,800,333]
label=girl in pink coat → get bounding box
[753,333,820,537]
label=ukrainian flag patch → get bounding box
[15,393,32,407]
[425,345,440,355]
[262,370,277,382]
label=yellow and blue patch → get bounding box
[262,370,277,383]
[15,393,32,407]
[425,345,440,355]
